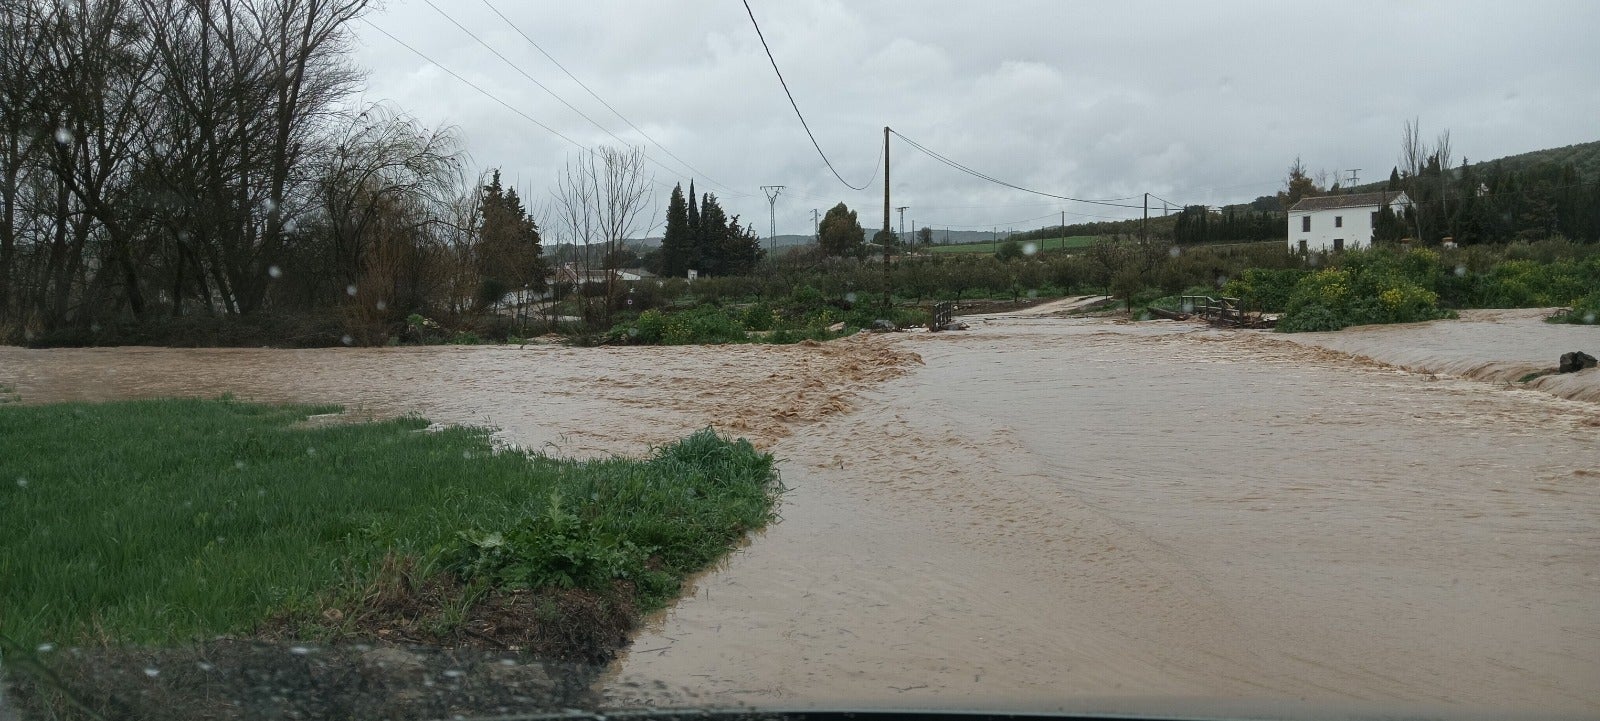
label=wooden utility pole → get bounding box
[883,126,891,308]
[1142,192,1149,242]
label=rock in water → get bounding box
[1558,351,1597,373]
[870,319,898,332]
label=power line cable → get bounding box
[741,0,880,191]
[479,0,747,198]
[889,129,1149,209]
[368,19,687,197]
[362,19,584,151]
[425,1,703,192]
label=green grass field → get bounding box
[0,398,777,648]
[928,235,1101,254]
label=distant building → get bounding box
[1287,191,1411,253]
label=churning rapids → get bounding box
[2,303,1596,716]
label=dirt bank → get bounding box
[0,335,922,457]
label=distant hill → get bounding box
[1330,139,1600,196]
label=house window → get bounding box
[1297,240,1307,253]
[1371,211,1379,226]
[1333,238,1344,251]
[1301,216,1310,232]
[1335,216,1343,228]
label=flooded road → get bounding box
[3,310,1597,715]
[605,312,1600,714]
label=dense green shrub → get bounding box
[1221,268,1309,311]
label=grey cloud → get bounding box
[354,0,1600,236]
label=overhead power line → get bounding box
[367,19,689,196]
[741,0,881,191]
[889,129,1151,209]
[361,19,584,151]
[478,0,748,197]
[424,1,712,193]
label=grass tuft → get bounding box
[0,399,778,649]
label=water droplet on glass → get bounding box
[15,477,26,488]
[90,322,101,333]
[36,643,54,653]
[844,292,857,304]
[306,447,317,456]
[54,127,73,144]
[1216,275,1229,286]
[1027,289,1038,298]
[443,669,465,678]
[1022,242,1038,256]
[289,646,311,655]
[462,450,474,460]
[235,460,246,470]
[375,300,387,311]
[1168,246,1182,258]
[144,667,160,678]
[263,198,278,213]
[1454,265,1467,277]
[340,334,354,346]
[498,658,517,667]
[267,265,283,279]
[257,487,266,497]
[197,662,215,672]
[1585,312,1597,325]
[346,285,358,297]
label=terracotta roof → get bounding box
[1290,191,1408,212]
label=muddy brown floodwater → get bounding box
[2,308,1597,717]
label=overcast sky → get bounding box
[351,0,1600,239]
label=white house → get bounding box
[1287,191,1411,252]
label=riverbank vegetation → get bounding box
[0,398,778,660]
[1206,241,1600,331]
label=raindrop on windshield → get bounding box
[53,127,73,145]
[340,335,354,346]
[844,292,857,303]
[15,476,26,488]
[346,284,358,297]
[35,643,53,653]
[289,645,311,655]
[1169,246,1182,257]
[1454,264,1467,277]
[234,460,246,470]
[1022,242,1038,256]
[143,667,160,678]
[375,299,387,311]
[267,265,283,279]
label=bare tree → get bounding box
[551,147,650,327]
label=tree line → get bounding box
[0,0,678,346]
[653,181,763,278]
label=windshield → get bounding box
[2,2,1598,720]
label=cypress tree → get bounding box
[660,183,690,278]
